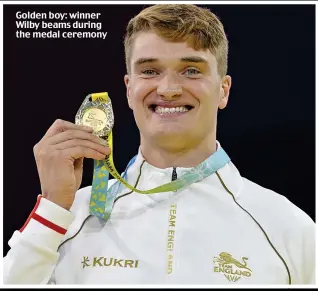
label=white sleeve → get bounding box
[298,215,316,284]
[3,195,74,284]
[284,198,316,284]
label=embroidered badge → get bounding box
[213,252,252,282]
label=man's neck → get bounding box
[140,134,217,169]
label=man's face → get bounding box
[124,31,231,146]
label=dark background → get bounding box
[3,4,315,256]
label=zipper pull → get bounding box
[171,167,177,181]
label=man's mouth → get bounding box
[149,105,194,114]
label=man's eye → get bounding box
[141,69,158,76]
[184,68,201,76]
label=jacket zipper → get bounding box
[167,167,178,281]
[171,167,177,181]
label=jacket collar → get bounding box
[125,141,243,200]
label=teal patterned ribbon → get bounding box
[90,146,231,220]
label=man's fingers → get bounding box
[53,139,111,156]
[63,146,107,161]
[43,119,93,139]
[46,129,106,147]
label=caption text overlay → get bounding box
[16,11,108,39]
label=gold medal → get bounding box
[75,92,114,138]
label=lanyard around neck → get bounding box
[75,92,231,220]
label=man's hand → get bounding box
[33,119,110,210]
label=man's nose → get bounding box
[157,74,182,99]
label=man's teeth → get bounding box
[155,106,189,114]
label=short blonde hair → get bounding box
[124,4,229,77]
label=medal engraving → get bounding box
[82,108,107,132]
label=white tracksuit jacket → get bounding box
[3,144,316,285]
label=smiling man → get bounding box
[4,4,315,285]
[125,30,230,168]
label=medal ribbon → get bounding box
[76,92,231,220]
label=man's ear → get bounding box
[219,75,231,109]
[124,75,133,109]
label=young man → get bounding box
[3,4,315,285]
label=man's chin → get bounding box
[153,126,187,136]
[150,128,190,142]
